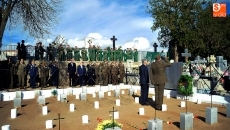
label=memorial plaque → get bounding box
[37,96,45,105]
[80,93,87,101]
[114,90,120,97]
[14,98,21,108]
[98,91,104,99]
[60,94,67,102]
[16,91,22,99]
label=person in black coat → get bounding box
[16,42,22,60]
[86,62,95,86]
[49,61,59,88]
[139,59,149,105]
[21,40,27,60]
[77,61,86,87]
[67,59,76,87]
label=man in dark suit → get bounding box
[77,61,86,87]
[49,61,59,88]
[139,59,149,105]
[150,55,171,110]
[28,60,38,89]
[68,58,76,87]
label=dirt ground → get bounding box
[0,89,229,130]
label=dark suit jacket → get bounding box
[68,62,76,74]
[150,59,171,85]
[77,65,86,76]
[139,64,149,84]
[29,64,38,77]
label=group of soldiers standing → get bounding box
[85,60,125,86]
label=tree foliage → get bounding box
[147,0,230,62]
[0,0,63,48]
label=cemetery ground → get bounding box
[0,89,229,130]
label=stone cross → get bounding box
[110,35,117,50]
[153,43,158,52]
[195,56,204,64]
[54,113,65,130]
[181,49,191,62]
[109,106,118,129]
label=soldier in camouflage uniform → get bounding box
[102,61,108,86]
[133,49,138,62]
[94,62,100,85]
[111,62,118,85]
[66,45,73,60]
[81,48,88,61]
[74,46,80,61]
[58,44,66,61]
[118,61,125,83]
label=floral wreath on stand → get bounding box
[178,75,193,96]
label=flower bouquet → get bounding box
[96,117,123,130]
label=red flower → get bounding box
[97,117,100,120]
[140,129,143,130]
[99,119,102,122]
[193,116,198,119]
[167,121,172,125]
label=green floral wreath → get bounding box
[178,75,193,96]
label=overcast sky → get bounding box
[2,0,230,51]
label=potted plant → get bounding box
[51,90,57,97]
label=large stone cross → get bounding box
[181,49,191,62]
[110,35,117,50]
[109,106,118,129]
[153,43,158,52]
[54,113,65,130]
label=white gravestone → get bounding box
[46,120,53,129]
[14,98,21,108]
[16,91,22,99]
[95,85,100,92]
[181,101,185,108]
[82,115,89,124]
[121,90,125,94]
[76,94,79,99]
[108,92,111,96]
[139,108,145,115]
[166,94,170,99]
[114,90,120,97]
[94,101,99,109]
[162,104,167,111]
[1,125,10,130]
[129,89,134,95]
[38,96,45,105]
[197,99,202,104]
[114,111,119,119]
[70,104,74,112]
[11,109,17,119]
[60,94,67,103]
[57,94,61,101]
[42,106,48,115]
[98,91,104,98]
[135,97,139,103]
[116,85,120,90]
[80,93,87,101]
[116,99,120,106]
[67,88,73,95]
[108,84,113,91]
[82,86,87,93]
[92,93,96,98]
